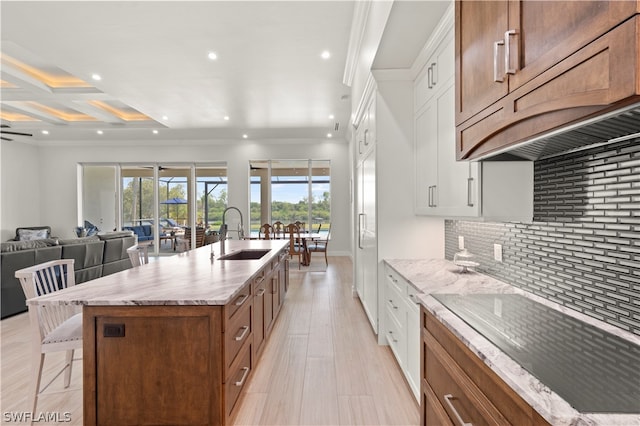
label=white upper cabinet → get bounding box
[413,8,533,221]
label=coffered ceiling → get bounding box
[0,1,355,143]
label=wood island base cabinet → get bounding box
[421,307,550,426]
[83,250,288,425]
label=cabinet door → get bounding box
[416,81,480,217]
[414,99,438,213]
[406,295,421,401]
[253,279,266,358]
[455,0,509,125]
[415,33,455,112]
[508,0,639,92]
[271,272,281,318]
[94,311,219,425]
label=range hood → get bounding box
[479,102,640,161]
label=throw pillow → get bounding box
[18,228,49,241]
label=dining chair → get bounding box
[285,223,304,269]
[176,227,206,251]
[294,221,306,233]
[308,224,331,265]
[127,244,149,267]
[272,221,285,239]
[258,223,273,240]
[15,259,82,423]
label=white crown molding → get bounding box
[343,1,372,87]
[409,2,454,81]
[352,73,376,128]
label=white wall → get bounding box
[1,142,42,241]
[2,139,351,255]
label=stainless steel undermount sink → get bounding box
[218,249,271,260]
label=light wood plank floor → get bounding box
[1,256,419,425]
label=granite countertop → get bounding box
[385,258,640,426]
[29,239,288,307]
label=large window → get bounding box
[250,159,330,234]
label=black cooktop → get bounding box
[432,293,640,414]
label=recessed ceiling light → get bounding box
[91,73,102,81]
[208,52,218,60]
[97,130,103,135]
[41,130,49,135]
[224,116,230,121]
[242,134,248,139]
[152,130,159,134]
[327,133,333,138]
[162,115,168,121]
[321,50,331,60]
[328,114,335,120]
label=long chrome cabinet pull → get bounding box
[428,185,438,207]
[427,65,434,89]
[493,40,505,82]
[505,29,517,75]
[467,177,474,207]
[235,294,249,306]
[444,394,473,426]
[234,326,249,341]
[358,213,365,249]
[234,367,250,387]
[430,62,437,87]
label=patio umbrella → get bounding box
[161,197,188,223]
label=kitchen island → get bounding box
[385,259,640,426]
[29,239,289,426]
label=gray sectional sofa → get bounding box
[1,229,135,319]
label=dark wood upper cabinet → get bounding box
[455,0,640,160]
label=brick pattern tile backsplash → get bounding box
[446,138,640,336]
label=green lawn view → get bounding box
[123,180,330,233]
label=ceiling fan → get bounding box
[1,125,33,141]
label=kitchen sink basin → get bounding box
[218,249,271,260]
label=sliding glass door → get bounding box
[80,162,227,255]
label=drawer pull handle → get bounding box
[388,299,398,310]
[234,326,249,341]
[234,367,250,387]
[256,288,266,297]
[235,294,249,306]
[388,330,398,343]
[388,274,397,283]
[444,394,472,426]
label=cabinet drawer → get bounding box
[423,379,454,426]
[425,330,506,425]
[385,305,405,365]
[225,301,252,371]
[225,341,252,418]
[424,309,549,425]
[385,266,407,297]
[225,282,252,322]
[386,276,405,325]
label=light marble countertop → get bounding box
[29,239,288,307]
[385,258,640,426]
